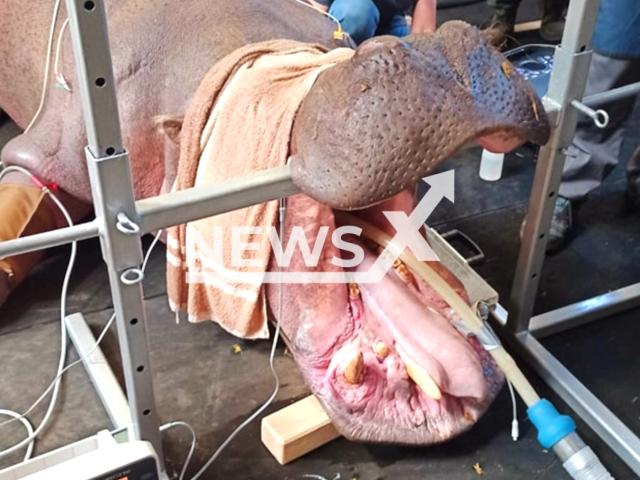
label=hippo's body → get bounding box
[0,0,550,445]
[0,0,341,206]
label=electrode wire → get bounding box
[160,421,197,480]
[0,187,162,463]
[24,0,63,134]
[0,166,75,460]
[0,229,163,432]
[287,0,346,39]
[188,199,287,480]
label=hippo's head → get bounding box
[266,22,551,445]
[153,20,550,447]
[290,20,550,210]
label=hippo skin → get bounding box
[0,0,550,445]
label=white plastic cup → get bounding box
[479,149,505,182]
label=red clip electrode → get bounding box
[30,175,58,191]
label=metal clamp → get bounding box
[571,100,609,128]
[120,268,144,285]
[438,229,485,266]
[453,302,501,351]
[116,212,141,235]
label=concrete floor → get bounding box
[2,129,640,479]
[1,2,640,479]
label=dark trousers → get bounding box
[560,53,640,201]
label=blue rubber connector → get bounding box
[527,399,576,449]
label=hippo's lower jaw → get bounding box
[268,191,504,445]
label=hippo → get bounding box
[0,0,550,445]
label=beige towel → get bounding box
[166,40,354,339]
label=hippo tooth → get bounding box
[396,345,442,400]
[392,258,401,268]
[343,351,364,385]
[396,263,413,283]
[374,341,390,359]
[349,283,360,298]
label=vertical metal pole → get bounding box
[507,0,601,332]
[65,0,165,470]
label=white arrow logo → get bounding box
[352,169,454,284]
[186,170,455,285]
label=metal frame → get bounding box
[497,0,640,475]
[0,0,639,476]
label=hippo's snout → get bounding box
[289,20,550,210]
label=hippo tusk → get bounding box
[396,345,443,400]
[343,351,364,385]
[335,211,541,407]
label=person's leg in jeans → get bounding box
[377,13,411,37]
[328,0,380,45]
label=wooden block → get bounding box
[261,395,341,464]
[514,20,542,33]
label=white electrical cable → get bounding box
[0,410,34,462]
[0,313,116,431]
[0,165,75,460]
[159,421,197,480]
[188,198,287,480]
[507,380,519,441]
[0,169,162,463]
[0,229,163,433]
[288,0,345,38]
[53,18,70,81]
[23,0,63,134]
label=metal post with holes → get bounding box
[507,0,601,332]
[497,0,640,474]
[64,0,165,471]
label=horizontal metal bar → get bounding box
[530,282,640,338]
[491,306,640,476]
[583,81,640,108]
[66,313,132,430]
[137,165,299,233]
[515,331,640,476]
[0,219,100,258]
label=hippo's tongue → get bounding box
[351,244,487,401]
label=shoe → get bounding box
[626,173,640,209]
[519,196,579,253]
[539,0,567,42]
[547,196,576,252]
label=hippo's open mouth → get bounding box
[267,189,503,445]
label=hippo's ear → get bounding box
[154,115,184,145]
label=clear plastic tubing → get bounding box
[563,447,615,480]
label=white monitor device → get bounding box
[0,430,161,480]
